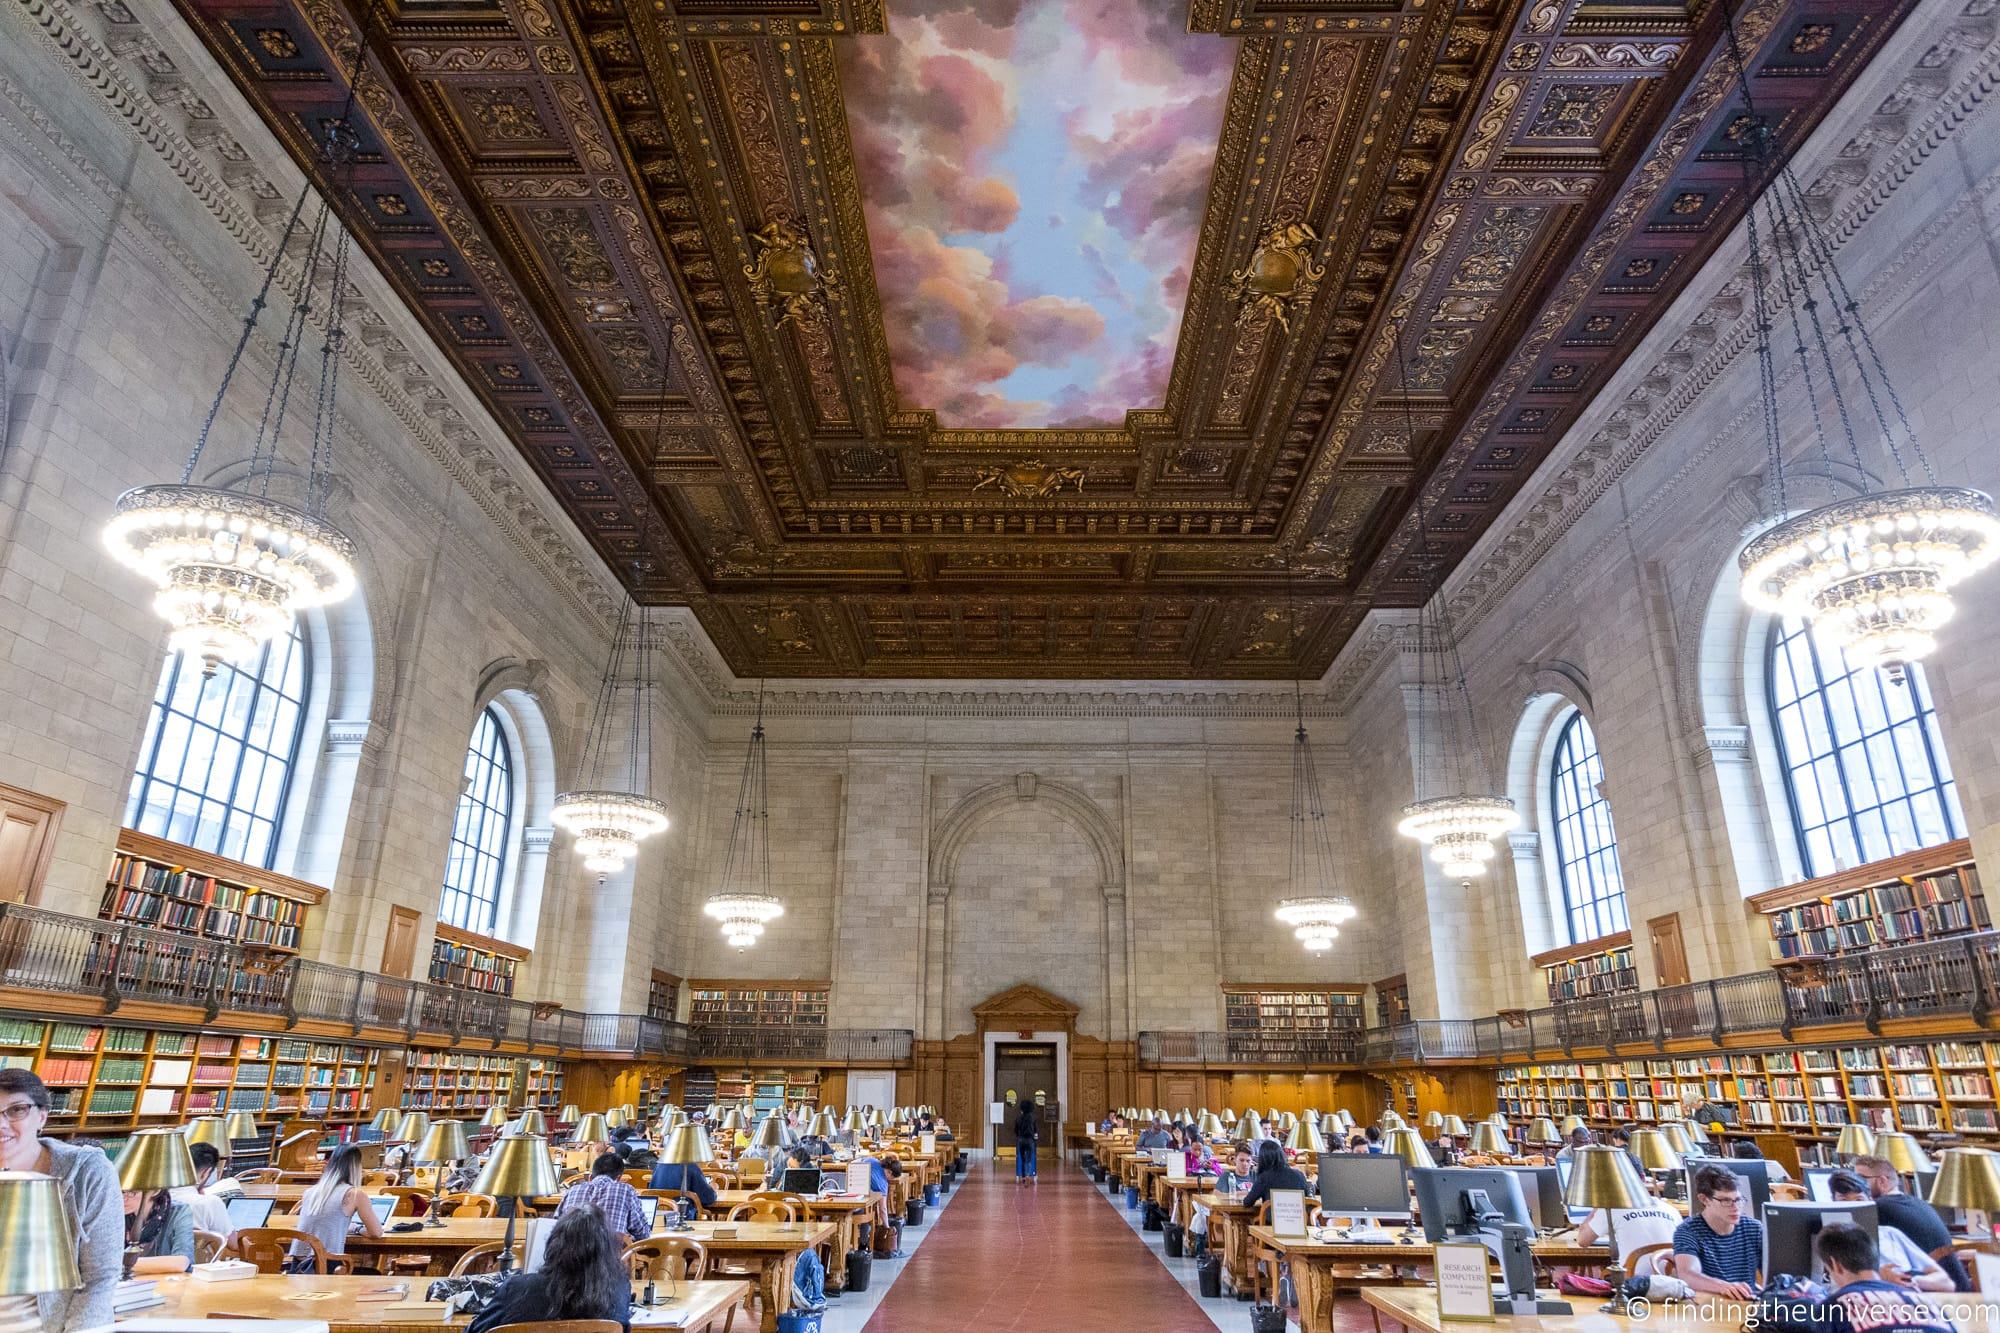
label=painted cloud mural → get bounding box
[839,0,1232,428]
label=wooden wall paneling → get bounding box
[0,783,62,904]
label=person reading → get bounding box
[558,1152,650,1246]
[1671,1163,1764,1300]
[1799,1224,1954,1333]
[469,1205,633,1333]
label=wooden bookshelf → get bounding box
[1,1016,379,1157]
[99,830,324,955]
[1375,975,1411,1028]
[1748,841,1985,962]
[428,923,526,997]
[1222,984,1365,1059]
[399,1049,562,1115]
[682,1067,819,1114]
[1534,931,1639,1004]
[1498,1036,2000,1140]
[687,982,829,1029]
[647,970,681,1022]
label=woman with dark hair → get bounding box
[470,1205,632,1333]
[0,1068,121,1330]
[1241,1139,1309,1212]
[123,1185,195,1267]
[292,1144,383,1264]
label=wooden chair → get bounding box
[232,1228,352,1275]
[233,1168,282,1184]
[1246,1202,1284,1307]
[737,1158,767,1186]
[448,1242,519,1276]
[436,1193,498,1218]
[622,1236,709,1283]
[1770,1182,1807,1201]
[749,1191,809,1212]
[622,1169,651,1188]
[728,1198,796,1224]
[484,1322,621,1333]
[192,1230,228,1264]
[361,1169,400,1189]
[380,1186,430,1216]
[1629,1244,1675,1279]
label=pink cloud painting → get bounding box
[839,0,1232,428]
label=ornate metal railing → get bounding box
[691,1025,913,1063]
[1142,929,2000,1066]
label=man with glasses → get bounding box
[0,1069,122,1330]
[1672,1164,1764,1299]
[1848,1154,1970,1291]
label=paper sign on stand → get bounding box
[847,1161,873,1199]
[989,1102,1006,1125]
[1433,1242,1495,1321]
[1165,1151,1188,1182]
[1269,1188,1308,1238]
[919,1133,936,1154]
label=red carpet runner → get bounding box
[861,1157,1218,1331]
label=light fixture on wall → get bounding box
[703,556,784,951]
[1387,322,1517,884]
[1272,554,1356,953]
[552,582,670,878]
[1720,11,1995,679]
[101,78,373,673]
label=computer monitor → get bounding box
[1685,1157,1771,1217]
[1316,1153,1411,1224]
[1764,1200,1876,1281]
[1803,1166,1835,1203]
[1506,1166,1570,1231]
[1412,1167,1533,1243]
[783,1167,824,1195]
[224,1195,275,1230]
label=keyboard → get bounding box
[1343,1228,1399,1244]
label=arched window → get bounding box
[439,707,515,934]
[126,620,310,868]
[1549,713,1627,943]
[1768,616,1962,876]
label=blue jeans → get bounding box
[1015,1142,1036,1176]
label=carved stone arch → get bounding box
[922,773,1130,1045]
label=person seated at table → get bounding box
[1358,1126,1383,1154]
[1098,1110,1120,1133]
[1164,1125,1187,1152]
[124,1185,195,1269]
[798,1126,831,1158]
[784,1144,816,1172]
[1325,1131,1349,1153]
[1672,1163,1764,1300]
[558,1152,650,1247]
[648,1152,718,1210]
[292,1145,383,1265]
[1801,1224,1954,1333]
[1241,1141,1309,1214]
[170,1142,237,1244]
[934,1117,955,1142]
[1134,1116,1171,1151]
[1846,1155,1969,1291]
[1826,1172,1951,1292]
[1555,1127,1596,1162]
[1730,1138,1792,1183]
[470,1205,632,1333]
[1576,1196,1680,1273]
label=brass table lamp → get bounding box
[1659,1122,1694,1157]
[808,1110,837,1139]
[1834,1124,1877,1160]
[841,1109,865,1136]
[1526,1117,1563,1162]
[1423,1111,1445,1132]
[370,1108,401,1134]
[393,1110,430,1149]
[183,1116,230,1157]
[479,1105,509,1131]
[1878,1131,1933,1179]
[1560,1115,1587,1137]
[0,1172,82,1333]
[558,1103,582,1126]
[223,1109,259,1145]
[1929,1147,2000,1248]
[1384,1127,1434,1170]
[116,1128,196,1193]
[752,1113,786,1150]
[605,1107,630,1131]
[415,1120,471,1229]
[516,1109,547,1137]
[1232,1112,1265,1143]
[1468,1122,1510,1158]
[1286,1117,1327,1156]
[1440,1114,1470,1140]
[718,1109,745,1135]
[1198,1112,1226,1141]
[659,1124,715,1233]
[1566,1146,1650,1310]
[1336,1109,1356,1129]
[472,1135,561,1273]
[573,1112,611,1148]
[1628,1127,1680,1194]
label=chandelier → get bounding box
[104,130,363,674]
[1272,566,1357,952]
[704,569,785,951]
[1387,322,1517,883]
[1722,15,1995,679]
[552,590,669,877]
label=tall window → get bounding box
[1768,616,1962,877]
[1549,712,1627,943]
[439,707,514,934]
[126,620,310,868]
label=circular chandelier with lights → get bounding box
[1274,895,1357,952]
[550,790,671,874]
[704,892,785,950]
[554,590,670,880]
[1398,795,1521,882]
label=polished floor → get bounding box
[860,1156,1225,1332]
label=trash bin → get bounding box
[1197,1254,1222,1299]
[1124,1185,1140,1210]
[1251,1303,1287,1333]
[924,1183,940,1206]
[1142,1201,1164,1231]
[776,1312,825,1333]
[845,1252,873,1292]
[1163,1222,1185,1257]
[905,1199,924,1226]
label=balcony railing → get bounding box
[691,1025,913,1064]
[1141,929,2000,1066]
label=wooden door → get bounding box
[1647,912,1690,988]
[0,783,63,904]
[381,905,422,978]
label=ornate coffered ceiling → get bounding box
[169,0,1914,677]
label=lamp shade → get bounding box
[1683,1119,1712,1146]
[1628,1127,1680,1173]
[473,1134,560,1199]
[1659,1123,1694,1156]
[1878,1131,1933,1175]
[559,1104,582,1124]
[574,1113,610,1144]
[1560,1115,1587,1136]
[1178,1108,1194,1124]
[370,1108,400,1133]
[1278,1112,1299,1133]
[752,1114,786,1149]
[416,1121,471,1165]
[115,1129,196,1192]
[1423,1111,1445,1130]
[223,1110,259,1143]
[809,1111,837,1137]
[842,1109,866,1134]
[1835,1124,1878,1158]
[1565,1145,1650,1211]
[1233,1113,1265,1142]
[662,1123,714,1166]
[1384,1127,1435,1170]
[393,1110,430,1146]
[719,1109,745,1134]
[184,1117,230,1155]
[516,1109,547,1136]
[1441,1115,1469,1138]
[1286,1118,1327,1155]
[0,1171,81,1296]
[1469,1122,1510,1156]
[1526,1118,1563,1147]
[1336,1109,1356,1129]
[1198,1112,1226,1139]
[479,1105,509,1129]
[605,1108,630,1131]
[1928,1147,2000,1212]
[1379,1110,1405,1129]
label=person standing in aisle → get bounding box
[1014,1096,1039,1185]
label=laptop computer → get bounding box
[783,1168,823,1195]
[350,1195,397,1231]
[224,1195,275,1230]
[634,1196,660,1234]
